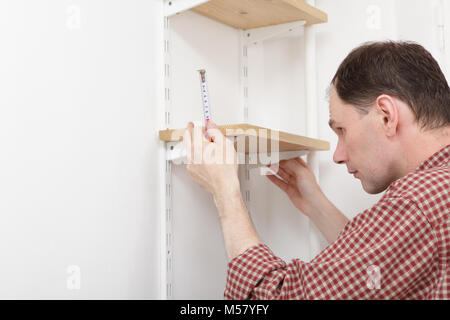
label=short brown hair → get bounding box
[332,41,450,130]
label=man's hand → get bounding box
[267,157,349,243]
[266,157,323,216]
[183,121,240,214]
[183,121,261,260]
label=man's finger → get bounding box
[279,159,297,176]
[184,122,194,162]
[268,164,291,182]
[192,124,205,155]
[206,120,217,129]
[277,166,293,183]
[206,127,223,141]
[187,122,194,142]
[205,121,221,141]
[266,174,289,193]
[281,158,302,176]
[295,156,308,167]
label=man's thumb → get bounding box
[205,121,222,141]
[206,120,217,129]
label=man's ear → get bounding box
[375,94,399,138]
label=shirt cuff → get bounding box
[224,243,286,300]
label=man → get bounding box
[183,41,450,299]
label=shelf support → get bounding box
[243,20,306,45]
[304,0,327,261]
[164,0,210,17]
[160,2,176,300]
[165,139,309,165]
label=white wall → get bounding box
[0,0,162,299]
[0,0,448,300]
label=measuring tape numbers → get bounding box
[198,69,214,142]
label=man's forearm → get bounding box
[213,180,261,261]
[305,196,349,243]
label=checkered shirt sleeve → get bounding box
[224,197,438,299]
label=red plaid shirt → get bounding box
[225,144,450,299]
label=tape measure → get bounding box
[198,69,212,128]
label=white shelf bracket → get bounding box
[166,141,186,162]
[164,0,210,17]
[243,20,306,45]
[252,150,309,173]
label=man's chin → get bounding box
[361,179,388,195]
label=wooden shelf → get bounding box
[159,123,330,153]
[190,0,328,30]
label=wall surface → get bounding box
[0,0,448,299]
[0,0,163,299]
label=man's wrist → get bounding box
[213,174,240,197]
[212,176,242,217]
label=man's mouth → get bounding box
[348,170,358,178]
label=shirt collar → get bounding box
[416,144,450,172]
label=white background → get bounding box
[0,0,448,299]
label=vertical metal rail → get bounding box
[239,31,252,216]
[443,0,450,79]
[160,0,174,299]
[304,0,324,261]
[432,0,447,75]
[164,143,175,299]
[240,32,249,124]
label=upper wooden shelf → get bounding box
[159,123,330,153]
[189,0,328,30]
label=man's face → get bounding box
[328,87,396,194]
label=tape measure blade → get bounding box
[198,69,212,128]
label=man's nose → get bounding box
[333,141,347,164]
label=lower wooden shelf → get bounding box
[159,123,330,153]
